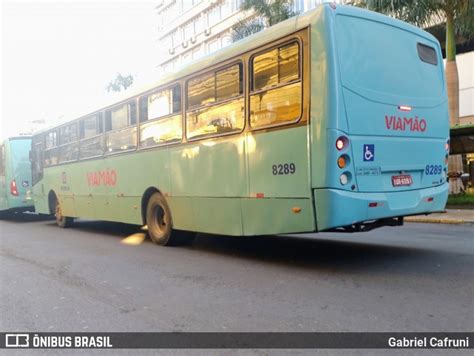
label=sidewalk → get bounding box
[405,209,474,224]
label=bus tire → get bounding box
[54,197,73,228]
[146,192,173,245]
[146,193,196,246]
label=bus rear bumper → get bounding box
[314,183,448,231]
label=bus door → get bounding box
[243,38,314,235]
[170,63,247,235]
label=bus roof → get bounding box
[32,3,438,136]
[32,4,323,136]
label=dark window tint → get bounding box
[59,123,78,145]
[417,43,437,65]
[45,131,57,149]
[80,114,100,139]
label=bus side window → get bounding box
[79,113,105,159]
[32,141,44,185]
[105,100,137,154]
[186,63,244,140]
[139,84,182,148]
[44,130,59,166]
[250,41,302,128]
[58,123,79,163]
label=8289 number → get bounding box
[425,164,442,175]
[272,163,296,175]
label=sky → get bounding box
[1,0,162,139]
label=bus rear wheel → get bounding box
[54,199,73,228]
[146,192,195,246]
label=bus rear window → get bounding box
[417,43,438,65]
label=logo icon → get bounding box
[363,144,375,162]
[5,334,29,348]
[22,180,29,187]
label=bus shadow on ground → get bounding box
[47,219,141,238]
[0,212,54,224]
[190,233,433,272]
[60,220,438,272]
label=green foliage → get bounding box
[106,73,134,93]
[232,0,297,42]
[232,18,265,42]
[447,193,474,206]
[355,0,472,61]
[356,0,473,40]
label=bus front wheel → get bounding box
[54,199,73,228]
[146,192,194,246]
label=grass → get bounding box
[447,193,474,206]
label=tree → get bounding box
[106,73,134,93]
[357,0,473,194]
[232,0,297,42]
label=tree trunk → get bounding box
[445,61,459,127]
[445,10,463,194]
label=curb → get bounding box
[405,217,467,224]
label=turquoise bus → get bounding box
[0,136,34,215]
[31,4,449,245]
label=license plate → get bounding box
[392,174,413,187]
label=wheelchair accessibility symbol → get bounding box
[363,144,375,162]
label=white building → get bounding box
[457,51,474,126]
[155,0,334,72]
[156,1,473,126]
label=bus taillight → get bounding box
[337,155,348,169]
[10,179,19,196]
[340,172,351,185]
[398,105,412,112]
[336,136,348,151]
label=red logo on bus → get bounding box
[87,169,117,186]
[385,115,427,132]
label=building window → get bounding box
[208,38,220,53]
[221,35,232,48]
[182,50,192,65]
[221,1,233,18]
[207,5,221,27]
[192,45,203,60]
[183,21,194,39]
[195,15,204,35]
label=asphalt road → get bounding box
[0,214,472,333]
